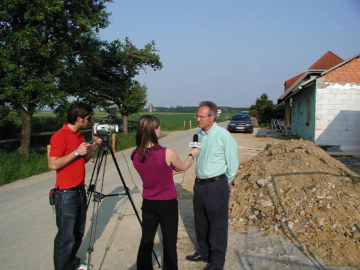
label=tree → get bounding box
[66,38,162,134]
[250,94,273,112]
[0,0,110,154]
[119,81,147,134]
[249,93,285,125]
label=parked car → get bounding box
[227,113,253,133]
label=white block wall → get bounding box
[315,83,360,150]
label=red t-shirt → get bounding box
[49,124,86,189]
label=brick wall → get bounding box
[323,57,360,83]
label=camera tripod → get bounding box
[85,138,161,268]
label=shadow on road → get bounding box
[79,185,142,270]
[177,183,197,248]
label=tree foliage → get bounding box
[119,81,147,134]
[250,93,284,124]
[0,0,111,154]
[119,81,147,116]
[65,38,162,134]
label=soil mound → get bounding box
[229,139,360,269]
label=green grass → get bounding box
[0,151,49,186]
[0,112,231,186]
[126,112,230,130]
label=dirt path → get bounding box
[176,127,358,270]
[0,126,358,270]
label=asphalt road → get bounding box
[0,123,339,270]
[0,124,201,270]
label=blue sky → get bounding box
[99,0,360,108]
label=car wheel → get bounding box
[249,127,253,134]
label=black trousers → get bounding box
[137,198,178,270]
[193,176,229,268]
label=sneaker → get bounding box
[77,263,90,270]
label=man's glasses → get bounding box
[195,115,211,120]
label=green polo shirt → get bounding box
[195,123,239,183]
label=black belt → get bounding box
[196,174,226,183]
[58,184,85,192]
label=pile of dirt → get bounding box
[229,139,360,269]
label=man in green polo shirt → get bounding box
[186,101,239,270]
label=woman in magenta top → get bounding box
[131,115,198,270]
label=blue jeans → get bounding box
[54,189,87,270]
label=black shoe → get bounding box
[203,263,223,270]
[72,257,81,270]
[185,251,209,262]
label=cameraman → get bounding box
[48,102,101,270]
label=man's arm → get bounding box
[224,134,239,183]
[49,152,78,171]
[49,142,90,170]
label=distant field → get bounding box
[127,113,199,130]
[0,111,231,185]
[35,111,230,131]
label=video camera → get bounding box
[92,123,119,138]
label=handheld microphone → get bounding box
[189,134,201,148]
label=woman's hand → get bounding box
[190,147,199,157]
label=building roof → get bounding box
[278,51,344,103]
[301,52,360,88]
[308,51,344,70]
[284,72,305,91]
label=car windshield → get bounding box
[232,115,249,120]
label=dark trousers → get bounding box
[137,198,178,270]
[193,176,229,268]
[54,189,87,270]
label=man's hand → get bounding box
[92,136,102,145]
[77,142,91,156]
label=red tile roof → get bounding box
[284,72,305,91]
[308,51,344,70]
[278,51,346,103]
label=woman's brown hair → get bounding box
[131,115,161,162]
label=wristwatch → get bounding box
[74,150,80,157]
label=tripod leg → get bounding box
[87,147,107,208]
[109,147,161,268]
[84,143,161,269]
[86,146,109,267]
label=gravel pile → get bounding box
[229,139,360,269]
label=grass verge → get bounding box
[1,113,230,186]
[0,151,49,186]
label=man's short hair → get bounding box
[199,101,217,120]
[67,102,93,124]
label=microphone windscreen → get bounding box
[193,134,198,142]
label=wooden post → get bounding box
[112,133,116,152]
[47,145,51,169]
[183,120,186,130]
[189,120,192,129]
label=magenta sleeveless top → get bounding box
[132,146,177,200]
